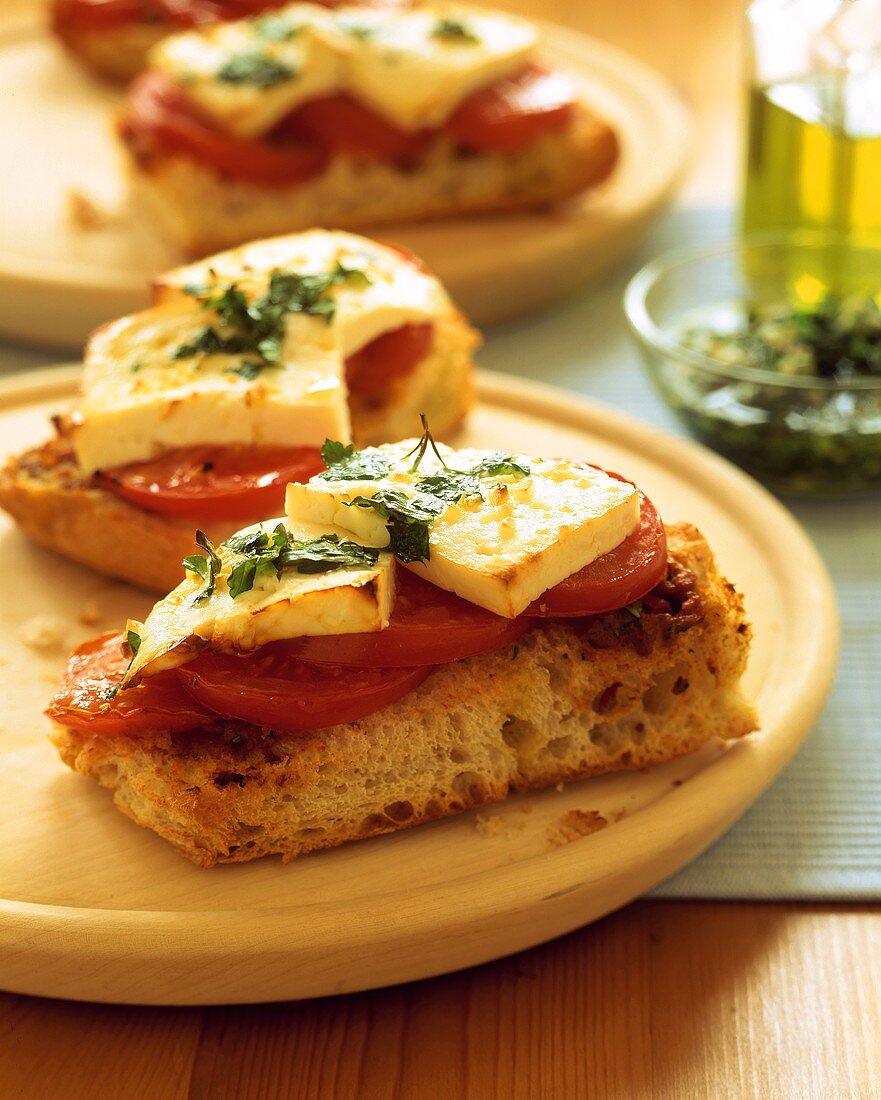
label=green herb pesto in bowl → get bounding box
[624,236,881,497]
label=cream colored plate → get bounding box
[0,9,689,348]
[0,367,838,1005]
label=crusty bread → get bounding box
[0,437,241,592]
[53,17,164,82]
[122,103,619,256]
[52,524,757,866]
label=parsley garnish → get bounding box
[224,523,380,599]
[319,439,391,481]
[343,489,444,563]
[126,629,142,657]
[172,263,370,370]
[183,530,222,605]
[342,23,374,40]
[431,18,480,43]
[405,413,449,472]
[253,14,301,41]
[217,52,296,87]
[226,360,273,381]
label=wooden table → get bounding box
[3,2,879,1097]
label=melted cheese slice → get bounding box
[123,518,394,684]
[150,3,539,138]
[285,441,640,618]
[154,230,452,357]
[344,8,538,130]
[151,7,344,139]
[72,230,457,474]
[72,300,348,475]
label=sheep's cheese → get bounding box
[73,230,454,474]
[285,440,640,618]
[123,518,395,684]
[344,8,538,131]
[150,4,539,138]
[150,6,344,140]
[71,299,349,475]
[154,230,452,357]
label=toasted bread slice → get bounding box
[52,524,757,866]
[122,103,619,256]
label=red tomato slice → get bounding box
[527,489,668,618]
[278,94,432,163]
[121,72,328,187]
[282,568,529,668]
[97,444,325,522]
[445,64,576,153]
[46,632,210,737]
[179,649,431,732]
[52,0,149,32]
[346,323,434,403]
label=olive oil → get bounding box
[742,75,881,241]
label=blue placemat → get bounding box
[1,206,878,899]
[479,206,881,901]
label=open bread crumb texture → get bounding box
[52,523,758,866]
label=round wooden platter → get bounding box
[0,9,689,349]
[0,366,838,1006]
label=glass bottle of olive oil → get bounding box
[743,71,881,241]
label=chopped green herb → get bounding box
[129,361,143,373]
[224,523,380,598]
[431,17,480,44]
[470,452,531,479]
[344,489,444,563]
[126,629,142,657]
[342,23,374,40]
[225,360,275,382]
[217,52,296,87]
[319,438,391,481]
[172,264,370,369]
[413,470,481,503]
[183,530,222,605]
[253,14,301,41]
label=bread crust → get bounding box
[53,17,165,82]
[121,103,620,255]
[51,524,758,866]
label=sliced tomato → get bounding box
[97,444,325,522]
[346,323,434,403]
[52,0,150,32]
[155,0,282,27]
[527,488,668,618]
[46,632,210,737]
[121,72,328,187]
[444,64,576,153]
[283,568,528,668]
[179,649,431,731]
[279,94,432,163]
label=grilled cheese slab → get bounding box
[70,230,470,475]
[124,519,395,683]
[285,439,639,617]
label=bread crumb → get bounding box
[547,809,607,847]
[475,812,503,838]
[66,189,113,230]
[20,615,68,651]
[79,601,103,626]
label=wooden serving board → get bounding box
[0,368,838,1005]
[0,9,689,348]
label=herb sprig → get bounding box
[319,439,391,481]
[182,530,223,605]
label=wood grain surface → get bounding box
[1,1,878,1097]
[2,903,880,1099]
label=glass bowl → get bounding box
[624,234,881,497]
